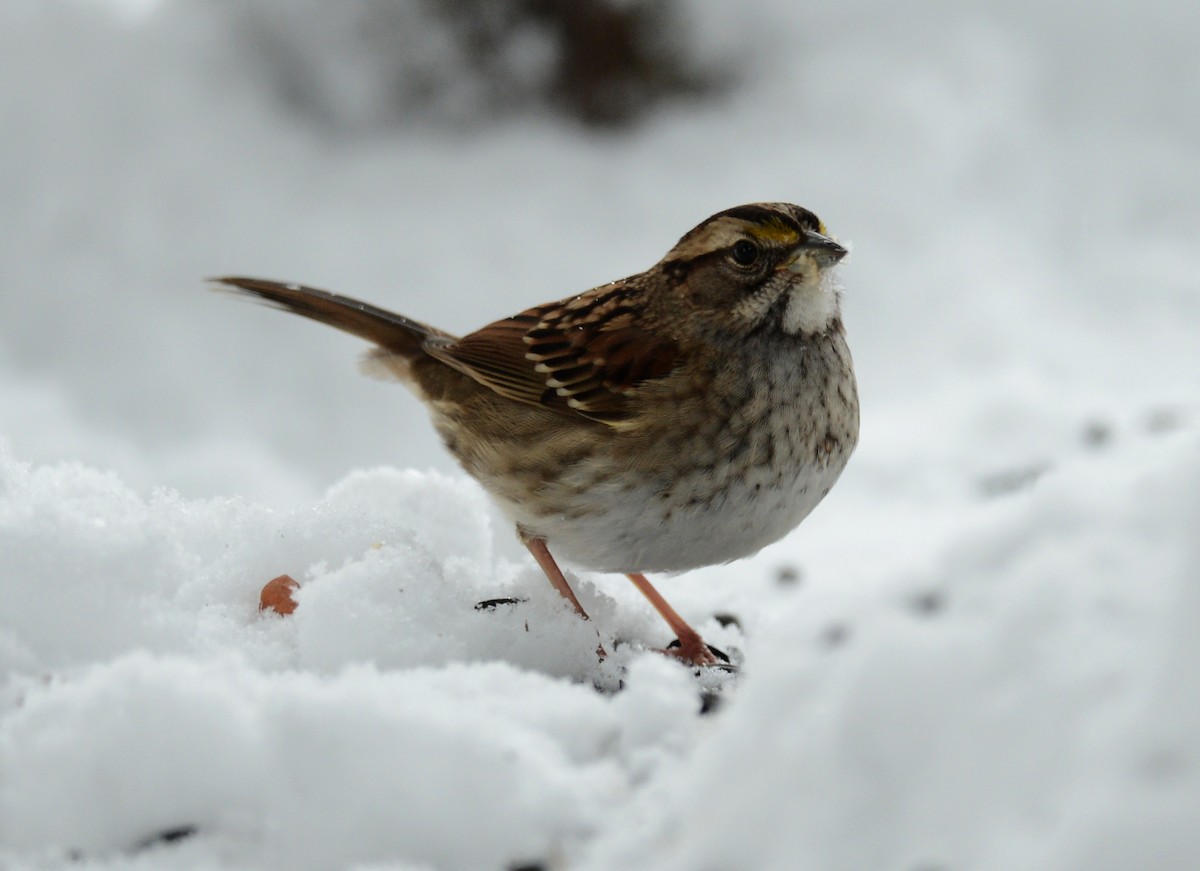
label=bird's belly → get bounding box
[504,451,849,574]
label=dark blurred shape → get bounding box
[712,611,741,630]
[976,462,1048,498]
[1145,406,1185,435]
[1137,747,1189,784]
[132,825,199,852]
[234,0,721,131]
[520,0,713,126]
[698,690,723,715]
[819,622,850,649]
[1080,418,1113,448]
[908,589,946,617]
[774,563,803,586]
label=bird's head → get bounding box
[658,202,848,337]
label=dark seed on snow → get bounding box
[474,597,528,610]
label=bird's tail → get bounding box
[212,276,455,358]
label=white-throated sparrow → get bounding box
[217,202,859,665]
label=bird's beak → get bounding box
[795,228,848,266]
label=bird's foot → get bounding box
[662,636,734,670]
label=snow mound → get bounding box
[583,428,1200,871]
[0,444,714,868]
[3,427,1199,869]
[0,449,646,680]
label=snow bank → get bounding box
[3,426,1197,869]
[582,427,1200,871]
[0,445,717,868]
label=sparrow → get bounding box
[216,202,859,666]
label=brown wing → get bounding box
[424,284,680,426]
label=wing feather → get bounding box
[424,285,679,426]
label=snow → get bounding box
[2,0,1199,868]
[586,429,1200,871]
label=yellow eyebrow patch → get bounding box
[747,218,801,245]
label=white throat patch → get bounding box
[782,268,842,335]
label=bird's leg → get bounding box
[518,529,591,619]
[518,529,607,661]
[625,572,717,666]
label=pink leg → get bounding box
[519,530,606,660]
[625,572,717,666]
[519,530,590,619]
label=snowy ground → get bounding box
[2,1,1199,869]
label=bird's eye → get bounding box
[731,239,760,267]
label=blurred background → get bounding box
[2,0,1197,508]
